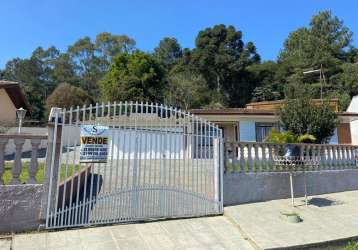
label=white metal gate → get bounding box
[45,102,223,229]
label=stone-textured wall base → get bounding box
[224,169,358,206]
[0,185,43,232]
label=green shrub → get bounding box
[297,134,316,143]
[279,96,339,144]
[343,241,358,250]
[264,129,296,144]
[265,129,316,144]
[46,82,94,110]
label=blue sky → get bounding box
[0,0,357,68]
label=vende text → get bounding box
[81,136,108,144]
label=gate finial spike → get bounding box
[48,107,63,123]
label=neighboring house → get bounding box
[347,96,358,145]
[191,99,358,145]
[0,80,30,126]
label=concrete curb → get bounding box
[264,235,358,250]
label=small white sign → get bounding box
[79,125,109,163]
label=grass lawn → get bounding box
[2,162,82,185]
[344,241,358,250]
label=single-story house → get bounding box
[0,80,30,126]
[347,96,358,145]
[191,99,358,145]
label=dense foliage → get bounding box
[265,129,297,144]
[1,10,357,122]
[279,96,339,143]
[166,70,211,110]
[46,83,94,110]
[265,129,316,144]
[100,51,164,103]
[187,24,261,107]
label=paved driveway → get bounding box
[12,216,253,250]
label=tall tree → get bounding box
[280,96,339,143]
[68,33,136,99]
[31,46,62,97]
[100,51,164,103]
[336,63,358,96]
[95,32,135,58]
[51,53,80,86]
[249,61,283,101]
[189,24,260,107]
[67,37,102,98]
[153,37,182,72]
[166,71,211,110]
[278,10,355,97]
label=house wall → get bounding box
[226,120,341,144]
[0,89,17,125]
[347,96,358,145]
[351,121,358,145]
[195,114,346,145]
[109,128,185,159]
[219,123,237,142]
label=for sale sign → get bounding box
[79,125,109,163]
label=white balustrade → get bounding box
[0,138,8,185]
[225,141,358,173]
[28,139,42,184]
[0,134,47,185]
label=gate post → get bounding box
[213,135,224,213]
[213,138,219,202]
[40,108,63,225]
[219,136,224,212]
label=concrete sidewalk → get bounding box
[11,216,253,250]
[6,190,358,250]
[0,238,11,250]
[225,190,358,249]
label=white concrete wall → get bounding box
[0,89,17,125]
[239,121,256,142]
[108,128,185,159]
[347,96,358,145]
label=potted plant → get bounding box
[265,129,296,156]
[265,129,316,157]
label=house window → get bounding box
[255,123,275,142]
[234,124,239,142]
